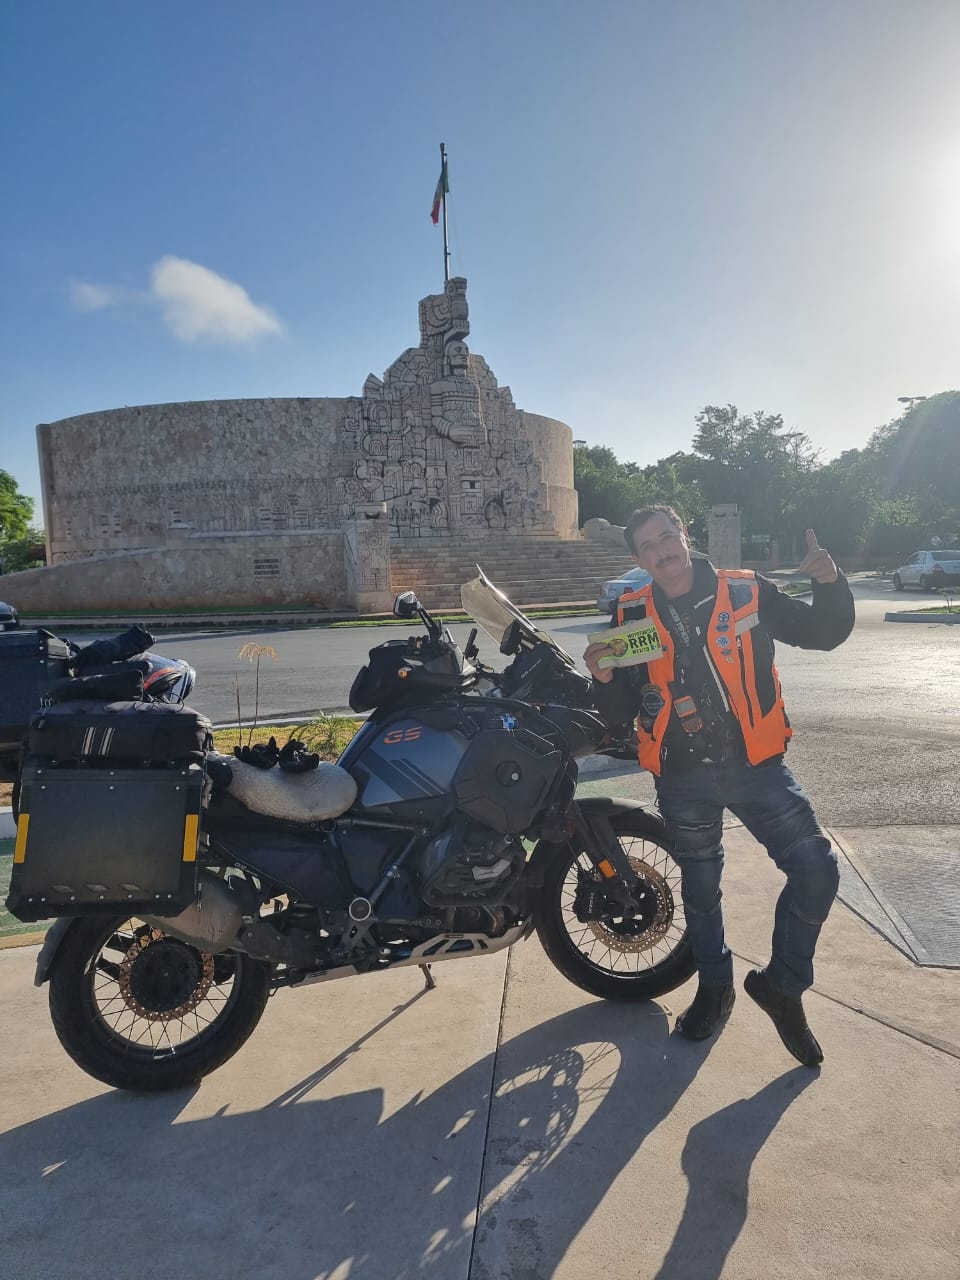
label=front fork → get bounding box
[569,803,640,917]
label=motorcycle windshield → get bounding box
[460,567,575,665]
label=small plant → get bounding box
[235,643,279,748]
[291,712,360,760]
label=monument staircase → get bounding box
[390,536,638,610]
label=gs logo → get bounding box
[383,726,423,745]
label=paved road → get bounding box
[62,577,960,829]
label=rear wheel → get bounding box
[48,916,272,1091]
[919,575,931,591]
[535,810,695,1001]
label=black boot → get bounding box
[744,968,823,1067]
[675,981,736,1041]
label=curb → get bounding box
[884,611,960,624]
[13,602,602,633]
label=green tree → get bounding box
[639,452,708,543]
[0,470,33,543]
[573,392,958,564]
[861,392,960,546]
[573,445,658,526]
[790,448,879,557]
[879,391,960,509]
[862,497,927,560]
[0,526,46,573]
[691,405,819,549]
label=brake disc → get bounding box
[117,929,216,1022]
[586,856,675,952]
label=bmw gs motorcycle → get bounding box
[31,571,694,1091]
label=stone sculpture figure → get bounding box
[418,276,470,345]
[430,336,487,447]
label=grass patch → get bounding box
[913,606,960,615]
[0,840,50,943]
[212,714,363,759]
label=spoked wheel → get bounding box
[535,810,695,1001]
[48,916,272,1091]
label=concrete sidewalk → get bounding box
[1,824,957,1279]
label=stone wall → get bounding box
[28,278,580,611]
[0,530,354,612]
[520,411,578,539]
[37,399,351,564]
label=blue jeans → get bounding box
[655,759,839,998]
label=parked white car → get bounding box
[596,566,653,613]
[892,549,960,592]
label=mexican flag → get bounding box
[430,160,448,224]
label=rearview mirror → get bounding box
[393,591,421,619]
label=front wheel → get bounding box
[534,810,695,1001]
[48,916,272,1091]
[893,573,903,591]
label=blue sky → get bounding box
[2,0,958,520]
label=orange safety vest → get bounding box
[615,570,792,775]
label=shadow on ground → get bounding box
[1,997,812,1280]
[652,1068,817,1280]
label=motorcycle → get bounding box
[29,570,694,1091]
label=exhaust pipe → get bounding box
[143,872,250,953]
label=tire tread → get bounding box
[48,917,272,1091]
[534,811,695,1002]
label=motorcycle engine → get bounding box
[416,816,524,907]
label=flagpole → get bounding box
[440,141,450,284]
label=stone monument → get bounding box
[708,503,742,569]
[3,280,579,614]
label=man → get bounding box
[584,506,855,1066]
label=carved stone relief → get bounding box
[42,278,567,570]
[338,278,551,538]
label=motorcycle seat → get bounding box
[206,752,357,824]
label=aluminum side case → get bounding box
[7,759,204,922]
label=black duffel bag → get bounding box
[27,699,213,765]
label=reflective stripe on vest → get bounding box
[616,571,792,775]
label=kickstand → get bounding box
[419,963,438,991]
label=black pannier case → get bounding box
[0,629,74,764]
[6,701,212,923]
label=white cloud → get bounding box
[69,257,283,346]
[150,255,282,344]
[70,280,133,310]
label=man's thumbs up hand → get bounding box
[797,528,839,583]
